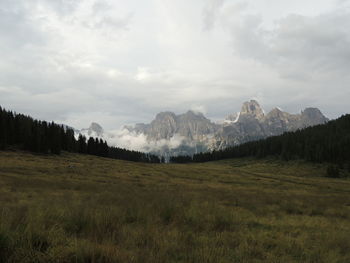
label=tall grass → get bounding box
[0,151,349,262]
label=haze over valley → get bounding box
[78,100,328,156]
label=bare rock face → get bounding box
[240,100,265,120]
[262,108,295,136]
[80,122,104,137]
[300,108,328,128]
[213,102,329,150]
[148,112,177,140]
[81,100,328,156]
[225,113,238,122]
[176,111,218,140]
[129,110,218,143]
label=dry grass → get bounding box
[0,151,349,262]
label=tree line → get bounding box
[170,114,350,166]
[0,106,162,163]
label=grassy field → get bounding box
[0,151,349,263]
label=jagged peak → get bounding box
[88,122,103,136]
[272,107,282,112]
[182,110,206,118]
[240,100,265,120]
[301,107,328,121]
[89,122,103,131]
[79,122,104,137]
[186,109,202,115]
[155,111,176,120]
[268,107,283,115]
[302,107,322,115]
[224,112,240,124]
[265,107,291,121]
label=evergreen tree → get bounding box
[170,114,350,166]
[78,135,87,154]
[87,137,96,155]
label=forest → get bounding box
[0,106,161,163]
[2,105,350,167]
[170,114,350,167]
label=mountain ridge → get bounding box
[78,100,328,156]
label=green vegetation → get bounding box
[171,114,350,165]
[0,151,349,262]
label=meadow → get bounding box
[0,151,349,262]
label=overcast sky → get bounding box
[1,0,349,129]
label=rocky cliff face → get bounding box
[78,100,328,156]
[127,100,328,154]
[125,111,218,155]
[80,122,104,138]
[213,101,328,150]
[240,100,265,120]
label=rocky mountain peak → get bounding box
[224,112,240,124]
[104,99,329,156]
[149,112,177,140]
[300,107,328,126]
[79,122,104,138]
[240,100,265,120]
[88,122,103,136]
[181,110,206,120]
[155,111,176,121]
[266,107,285,118]
[302,107,325,119]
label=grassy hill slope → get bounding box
[0,151,349,262]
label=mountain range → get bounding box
[78,100,328,156]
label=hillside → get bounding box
[0,151,349,262]
[0,106,161,163]
[171,114,350,165]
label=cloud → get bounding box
[220,6,350,78]
[104,128,186,153]
[337,0,350,5]
[190,105,207,115]
[0,2,46,48]
[40,0,79,16]
[0,0,349,150]
[202,0,225,30]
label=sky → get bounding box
[0,0,350,130]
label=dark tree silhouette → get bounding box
[170,114,350,166]
[0,106,160,163]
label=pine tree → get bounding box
[87,137,95,155]
[78,135,87,153]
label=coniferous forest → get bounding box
[170,114,350,165]
[1,105,350,166]
[0,106,161,163]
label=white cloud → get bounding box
[104,128,186,152]
[222,8,350,77]
[190,105,207,115]
[202,0,225,30]
[0,0,349,149]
